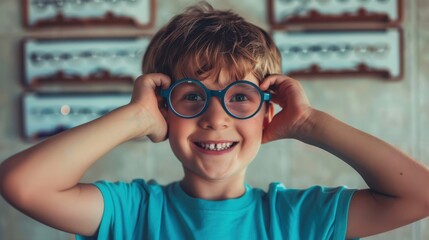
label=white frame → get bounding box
[22,92,131,140]
[272,28,402,79]
[269,0,401,27]
[23,0,155,28]
[22,37,150,86]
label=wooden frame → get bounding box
[21,92,131,140]
[22,0,156,29]
[21,36,151,88]
[268,0,403,29]
[272,28,404,80]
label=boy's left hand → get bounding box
[259,75,314,143]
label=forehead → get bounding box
[199,70,259,89]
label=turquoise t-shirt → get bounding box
[76,180,356,240]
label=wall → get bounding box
[0,0,427,239]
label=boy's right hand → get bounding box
[129,73,171,142]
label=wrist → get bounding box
[105,104,151,141]
[292,109,327,143]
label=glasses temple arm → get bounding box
[262,92,272,101]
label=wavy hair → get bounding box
[142,2,281,83]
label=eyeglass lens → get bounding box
[170,81,207,118]
[168,81,263,119]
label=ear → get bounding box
[158,97,169,120]
[263,102,274,129]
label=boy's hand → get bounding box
[129,73,171,142]
[259,75,314,143]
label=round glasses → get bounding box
[160,78,271,119]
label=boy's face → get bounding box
[167,70,272,183]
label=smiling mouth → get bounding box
[194,142,238,151]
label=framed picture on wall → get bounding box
[21,36,151,88]
[273,28,403,80]
[268,0,403,29]
[22,0,156,28]
[21,92,131,140]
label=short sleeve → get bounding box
[269,183,357,240]
[75,179,151,240]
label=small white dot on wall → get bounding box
[60,105,70,116]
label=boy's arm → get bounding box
[300,110,429,239]
[260,75,429,239]
[0,74,170,236]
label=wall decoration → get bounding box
[273,28,403,80]
[22,36,150,88]
[268,0,402,29]
[22,0,156,28]
[21,92,131,140]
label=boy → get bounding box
[1,2,429,239]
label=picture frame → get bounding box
[21,36,150,88]
[21,92,131,140]
[22,0,156,29]
[272,28,403,80]
[268,0,403,29]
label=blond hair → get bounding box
[142,2,281,83]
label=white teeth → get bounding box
[198,142,234,151]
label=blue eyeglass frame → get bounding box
[160,78,271,120]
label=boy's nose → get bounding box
[198,97,231,130]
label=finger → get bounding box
[137,73,171,89]
[265,75,310,106]
[133,74,171,102]
[152,73,172,90]
[259,74,296,91]
[268,93,285,106]
[263,78,296,108]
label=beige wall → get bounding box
[0,0,427,239]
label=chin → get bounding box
[186,165,245,182]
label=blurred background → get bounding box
[0,0,428,239]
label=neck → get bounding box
[180,172,246,200]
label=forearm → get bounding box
[0,104,146,198]
[298,110,429,199]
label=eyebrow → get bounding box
[200,78,259,89]
[199,79,232,89]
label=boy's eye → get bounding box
[230,94,248,102]
[184,93,205,101]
